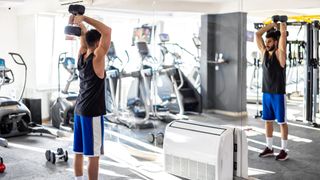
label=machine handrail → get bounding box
[8,52,27,101]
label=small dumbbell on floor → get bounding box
[147,132,164,145]
[0,138,8,147]
[45,148,68,164]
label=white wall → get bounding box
[0,9,18,57]
[0,8,52,120]
[17,14,36,94]
[17,14,56,120]
[0,8,19,97]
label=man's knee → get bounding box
[279,122,288,127]
[75,154,83,158]
[265,121,273,127]
[88,156,99,164]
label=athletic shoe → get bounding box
[276,150,288,161]
[259,147,274,157]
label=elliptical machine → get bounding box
[136,41,186,121]
[51,52,78,130]
[0,52,54,139]
[105,42,154,129]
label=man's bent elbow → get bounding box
[255,32,262,37]
[101,27,111,36]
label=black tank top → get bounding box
[262,51,286,94]
[75,53,106,116]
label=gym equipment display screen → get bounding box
[132,26,153,45]
[159,33,170,42]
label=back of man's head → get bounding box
[266,31,279,41]
[86,29,101,48]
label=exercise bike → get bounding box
[0,52,54,141]
[51,52,78,131]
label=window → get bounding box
[52,15,79,92]
[35,14,79,90]
[35,14,54,89]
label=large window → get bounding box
[35,14,54,89]
[35,14,79,90]
[52,15,79,92]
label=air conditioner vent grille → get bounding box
[165,154,216,180]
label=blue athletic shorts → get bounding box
[73,114,104,156]
[262,93,287,124]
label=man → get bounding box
[255,21,288,161]
[72,14,111,180]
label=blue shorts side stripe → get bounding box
[73,114,104,156]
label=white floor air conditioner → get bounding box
[164,120,248,180]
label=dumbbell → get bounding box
[147,132,164,145]
[272,15,288,23]
[45,148,68,164]
[0,138,8,147]
[64,4,85,37]
[269,15,289,37]
[0,157,5,173]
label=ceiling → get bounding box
[1,0,320,19]
[156,0,235,2]
[0,0,24,7]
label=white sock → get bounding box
[266,137,273,149]
[75,176,83,180]
[281,139,288,151]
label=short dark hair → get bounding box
[266,31,279,41]
[85,29,101,48]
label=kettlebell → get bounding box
[0,157,6,173]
